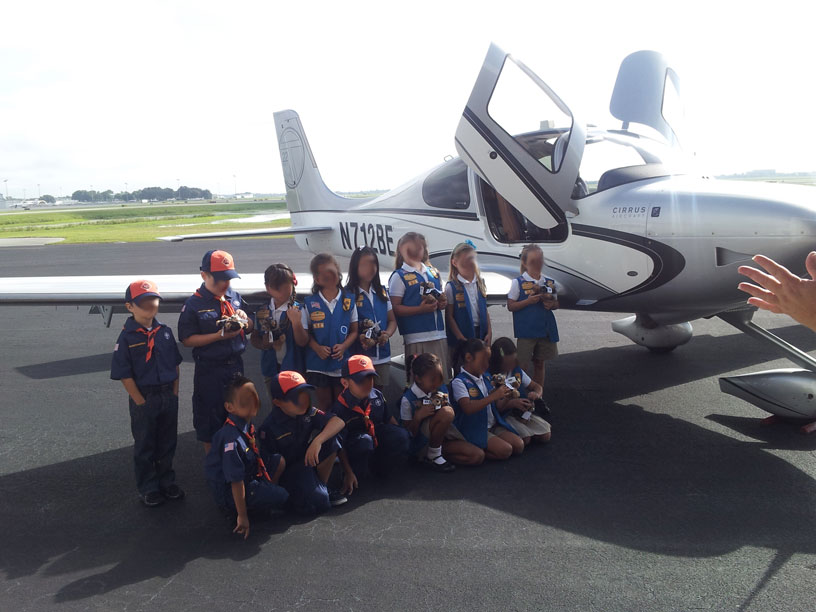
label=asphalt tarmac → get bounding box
[2,238,816,611]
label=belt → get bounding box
[139,383,173,394]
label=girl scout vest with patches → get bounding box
[351,288,391,361]
[511,275,560,342]
[390,266,444,336]
[304,290,354,373]
[401,383,450,454]
[445,278,489,345]
[452,372,517,449]
[259,301,307,378]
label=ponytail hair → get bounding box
[452,337,487,372]
[405,352,442,385]
[519,243,544,275]
[309,253,343,294]
[449,241,486,297]
[263,263,297,302]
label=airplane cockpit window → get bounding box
[479,177,568,244]
[421,158,471,209]
[486,58,573,173]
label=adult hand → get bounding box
[738,252,816,331]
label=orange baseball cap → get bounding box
[125,280,162,304]
[342,354,378,382]
[200,249,240,281]
[270,370,314,401]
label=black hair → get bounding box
[224,372,253,403]
[264,262,295,289]
[489,337,518,375]
[405,352,442,384]
[452,337,487,372]
[345,246,387,301]
[309,253,344,294]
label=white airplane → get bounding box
[2,44,815,418]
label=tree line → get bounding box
[70,186,213,202]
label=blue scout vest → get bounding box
[511,275,560,342]
[351,287,391,361]
[401,383,450,454]
[452,372,517,449]
[446,278,488,345]
[304,290,354,373]
[390,266,445,337]
[258,301,306,377]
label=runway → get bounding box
[2,238,816,611]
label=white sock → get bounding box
[426,445,442,460]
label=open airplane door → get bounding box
[455,43,586,229]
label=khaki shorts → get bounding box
[486,425,514,441]
[374,361,391,386]
[405,338,451,381]
[516,337,558,371]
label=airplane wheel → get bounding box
[647,346,677,354]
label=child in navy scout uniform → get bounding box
[178,249,253,453]
[345,246,397,389]
[250,263,308,401]
[204,375,288,539]
[332,355,410,496]
[507,243,559,389]
[300,253,358,410]
[388,232,450,378]
[400,353,483,469]
[451,338,525,461]
[258,371,347,514]
[489,337,552,446]
[111,280,184,507]
[445,241,491,348]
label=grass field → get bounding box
[0,200,290,243]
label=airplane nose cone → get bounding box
[719,368,816,419]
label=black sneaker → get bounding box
[422,456,456,473]
[161,484,185,501]
[141,491,164,507]
[329,490,348,507]
[534,398,552,419]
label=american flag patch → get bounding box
[224,442,234,452]
[114,343,119,351]
[181,305,186,312]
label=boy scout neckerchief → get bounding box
[225,417,271,482]
[336,389,378,447]
[134,324,160,362]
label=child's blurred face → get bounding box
[415,365,444,394]
[202,271,230,296]
[401,239,423,263]
[453,250,477,278]
[344,375,374,399]
[266,282,293,305]
[225,382,259,420]
[466,347,491,375]
[277,390,310,417]
[316,263,340,292]
[501,352,518,374]
[358,254,378,283]
[524,251,544,275]
[127,296,159,322]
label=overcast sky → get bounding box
[2,0,815,198]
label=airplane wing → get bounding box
[156,225,332,242]
[0,270,518,324]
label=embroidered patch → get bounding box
[468,387,480,398]
[340,325,348,335]
[311,301,321,309]
[407,280,418,286]
[403,273,417,281]
[342,297,351,311]
[310,310,326,321]
[181,305,186,312]
[313,322,324,329]
[114,343,119,351]
[224,442,234,452]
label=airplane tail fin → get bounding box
[274,109,359,214]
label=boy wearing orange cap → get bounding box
[178,249,253,452]
[111,280,184,507]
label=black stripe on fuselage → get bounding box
[294,208,479,222]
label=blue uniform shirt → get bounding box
[204,415,263,485]
[110,316,182,388]
[177,283,247,362]
[258,405,335,467]
[330,387,389,443]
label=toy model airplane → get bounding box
[2,44,815,420]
